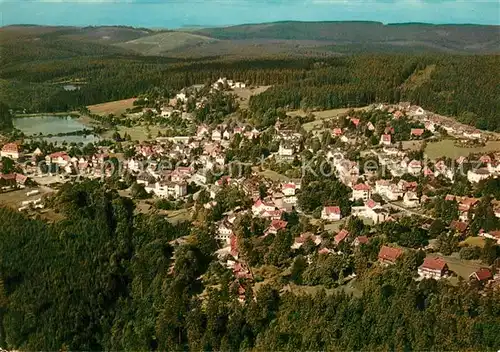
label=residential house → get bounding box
[479,230,500,245]
[265,219,288,235]
[252,199,276,215]
[378,246,403,265]
[469,268,493,283]
[410,128,425,139]
[291,232,322,249]
[334,229,350,245]
[1,143,22,160]
[216,220,234,244]
[353,236,369,247]
[282,183,297,196]
[321,206,342,221]
[278,142,294,158]
[351,183,371,201]
[418,257,448,280]
[211,129,223,141]
[450,220,469,235]
[379,134,392,146]
[407,159,422,176]
[403,191,420,208]
[467,168,492,183]
[146,181,187,199]
[351,199,389,224]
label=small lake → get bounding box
[14,115,100,144]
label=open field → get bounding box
[232,86,271,109]
[460,236,486,249]
[102,125,164,142]
[289,107,367,132]
[88,98,137,116]
[402,140,424,151]
[425,139,500,160]
[258,169,290,182]
[0,187,53,210]
[165,209,191,223]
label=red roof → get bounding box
[355,236,369,245]
[420,257,447,271]
[381,134,392,142]
[411,128,424,136]
[332,128,343,136]
[49,151,69,159]
[270,219,288,231]
[365,199,377,209]
[0,173,16,181]
[324,206,341,215]
[351,118,360,126]
[282,183,296,189]
[353,183,371,191]
[1,143,20,154]
[479,155,492,164]
[378,246,403,263]
[334,229,350,245]
[450,220,468,233]
[471,268,492,281]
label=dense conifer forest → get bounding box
[0,181,498,350]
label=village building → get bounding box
[378,246,403,266]
[418,257,448,280]
[467,168,492,183]
[321,206,342,221]
[351,183,371,201]
[1,143,22,160]
[291,232,322,249]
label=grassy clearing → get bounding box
[102,125,164,142]
[401,64,436,91]
[88,98,137,116]
[232,86,271,109]
[165,209,191,223]
[460,236,486,249]
[425,139,500,159]
[259,169,290,182]
[289,107,367,132]
[402,140,424,151]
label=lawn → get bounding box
[289,107,368,132]
[460,236,486,249]
[425,139,500,160]
[88,98,137,116]
[258,169,290,182]
[232,86,271,109]
[102,125,164,142]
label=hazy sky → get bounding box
[1,0,499,27]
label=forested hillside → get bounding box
[0,181,498,350]
[194,21,500,53]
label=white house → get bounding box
[176,92,187,102]
[146,181,187,199]
[351,199,389,224]
[282,183,297,196]
[1,143,22,160]
[467,168,492,183]
[216,221,234,244]
[351,183,371,201]
[407,160,422,176]
[252,199,276,215]
[321,206,342,221]
[278,143,294,157]
[379,134,392,146]
[418,257,448,280]
[403,191,420,208]
[211,129,222,141]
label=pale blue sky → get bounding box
[1,0,499,27]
